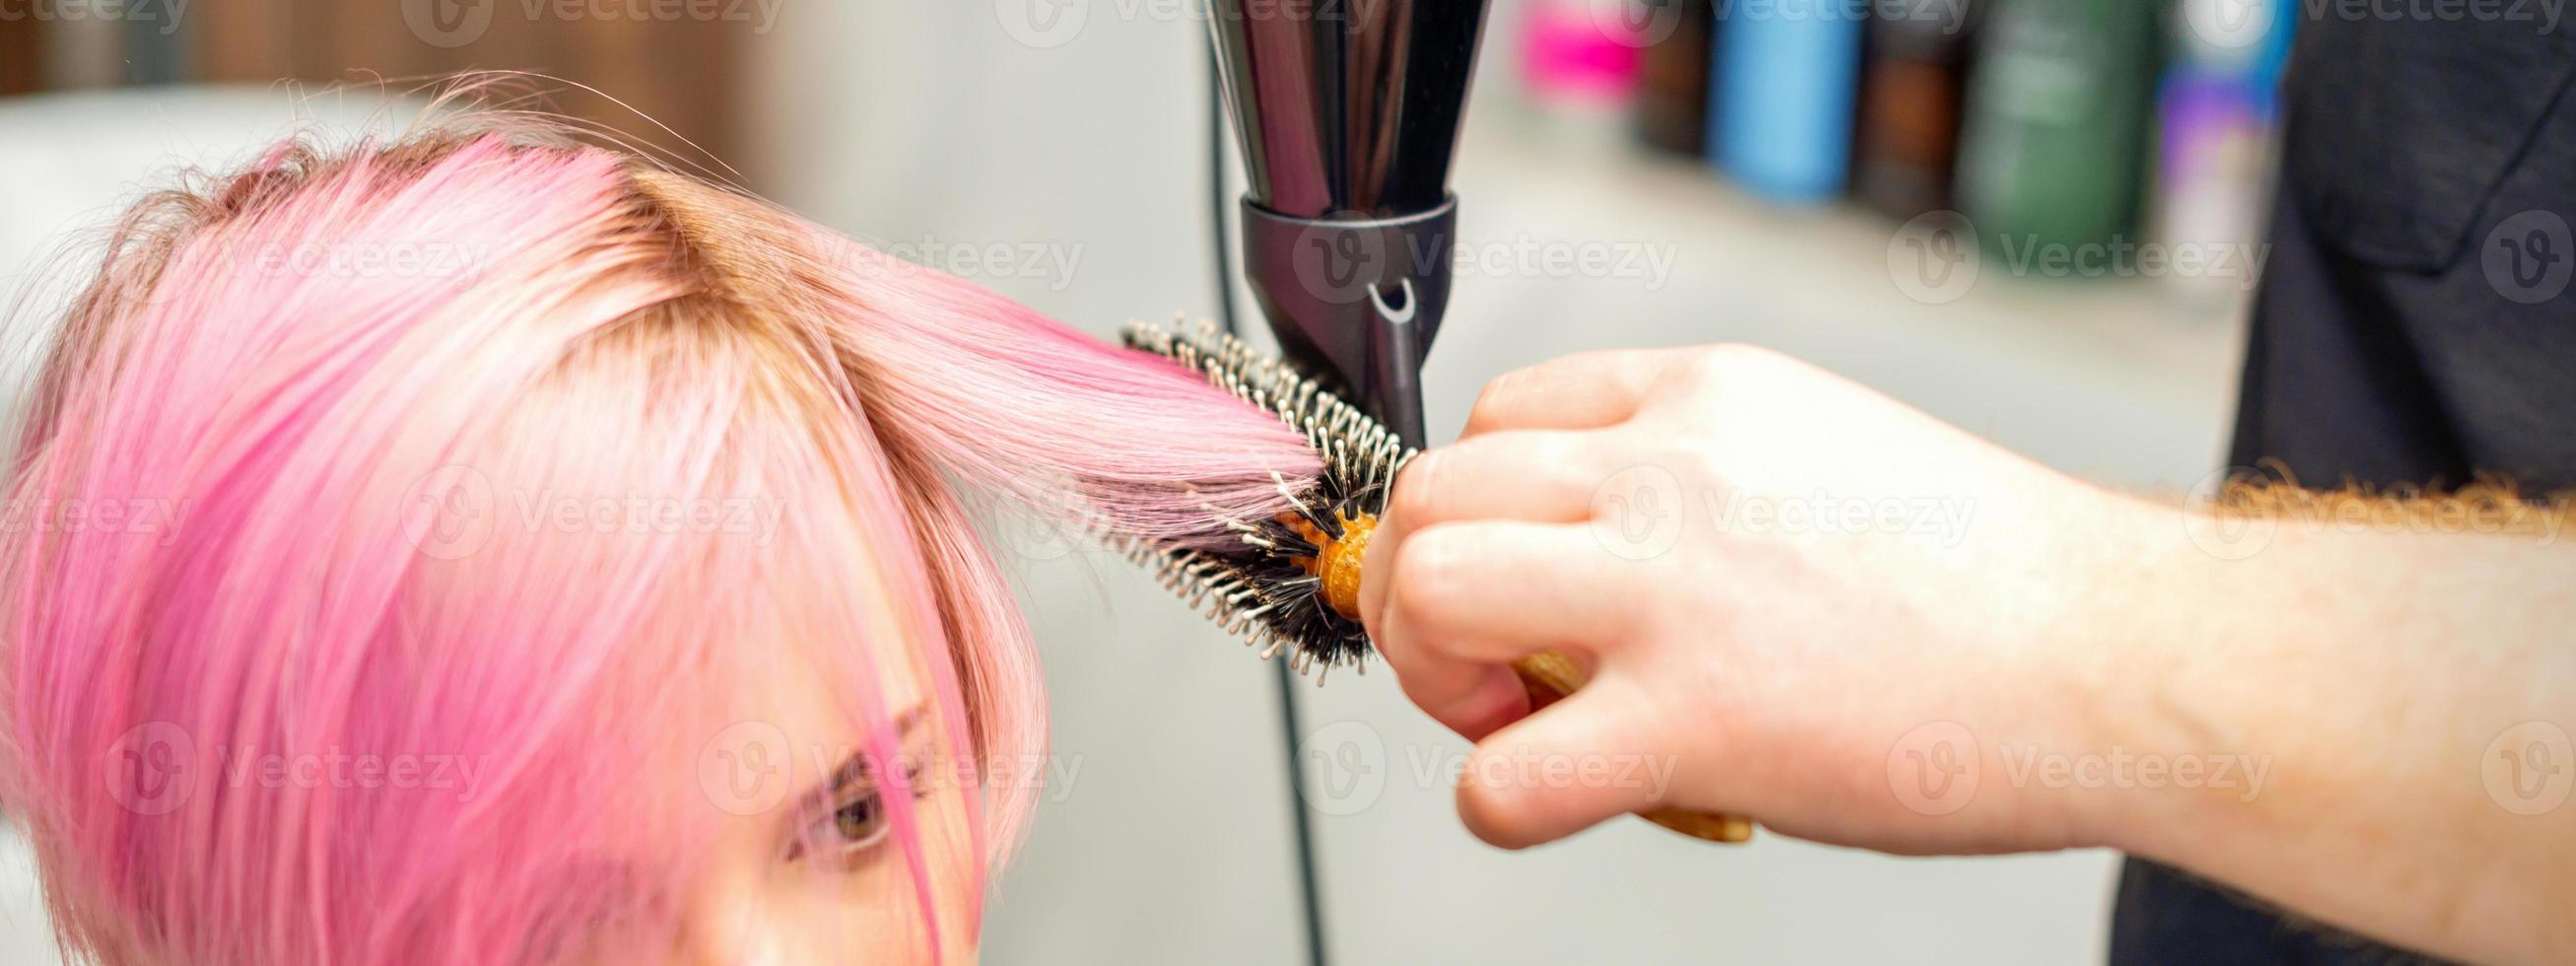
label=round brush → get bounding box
[1119,321,1755,844]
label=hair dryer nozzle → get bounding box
[1208,0,1490,446]
[1237,197,1456,446]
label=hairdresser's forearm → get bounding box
[2063,498,2576,965]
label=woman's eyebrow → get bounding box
[812,700,934,798]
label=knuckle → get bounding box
[1618,428,1723,489]
[1386,450,1443,525]
[1655,345,1783,430]
[1679,343,1771,388]
[1463,372,1524,434]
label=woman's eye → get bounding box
[788,791,889,865]
[790,761,930,865]
[830,794,887,850]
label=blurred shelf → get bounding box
[1431,116,2252,487]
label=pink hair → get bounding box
[0,124,1318,965]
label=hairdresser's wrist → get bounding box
[2030,492,2269,858]
[2001,489,2216,854]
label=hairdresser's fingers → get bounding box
[1365,520,1638,739]
[1387,650,1530,741]
[1456,675,1676,849]
[1364,528,1528,737]
[1380,521,1639,660]
[1459,348,1704,438]
[1385,431,1608,529]
[1365,432,1612,639]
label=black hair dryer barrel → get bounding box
[1207,0,1490,448]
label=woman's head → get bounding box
[0,121,1318,965]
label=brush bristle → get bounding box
[1118,320,1414,679]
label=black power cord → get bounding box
[1205,45,1332,966]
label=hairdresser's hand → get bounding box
[1357,345,2155,855]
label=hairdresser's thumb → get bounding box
[1453,677,1670,850]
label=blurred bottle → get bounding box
[1519,0,1648,153]
[1852,0,1979,219]
[1632,0,1718,157]
[2153,0,2294,310]
[1710,0,1866,203]
[1953,0,2162,260]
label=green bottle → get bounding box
[1954,0,2162,268]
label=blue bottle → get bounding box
[1710,4,1866,203]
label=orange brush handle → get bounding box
[1510,651,1755,844]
